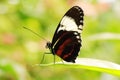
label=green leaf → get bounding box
[36,58,120,77]
[87,33,120,41]
[0,59,30,80]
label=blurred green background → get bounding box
[0,0,120,80]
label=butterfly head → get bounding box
[46,41,52,49]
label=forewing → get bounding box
[51,6,84,46]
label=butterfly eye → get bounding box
[46,42,51,49]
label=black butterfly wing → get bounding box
[51,6,84,63]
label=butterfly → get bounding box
[46,6,84,63]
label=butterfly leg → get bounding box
[54,55,55,64]
[40,52,56,64]
[40,52,52,64]
[40,53,45,64]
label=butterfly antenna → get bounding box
[23,27,48,41]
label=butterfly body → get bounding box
[46,6,84,63]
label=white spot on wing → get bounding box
[74,32,78,35]
[79,25,83,29]
[80,20,83,23]
[80,11,83,14]
[76,36,80,39]
[57,16,83,33]
[78,40,81,43]
[80,16,83,18]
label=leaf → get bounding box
[0,59,30,80]
[87,33,120,41]
[36,58,120,77]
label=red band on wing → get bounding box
[56,39,72,56]
[63,48,74,59]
